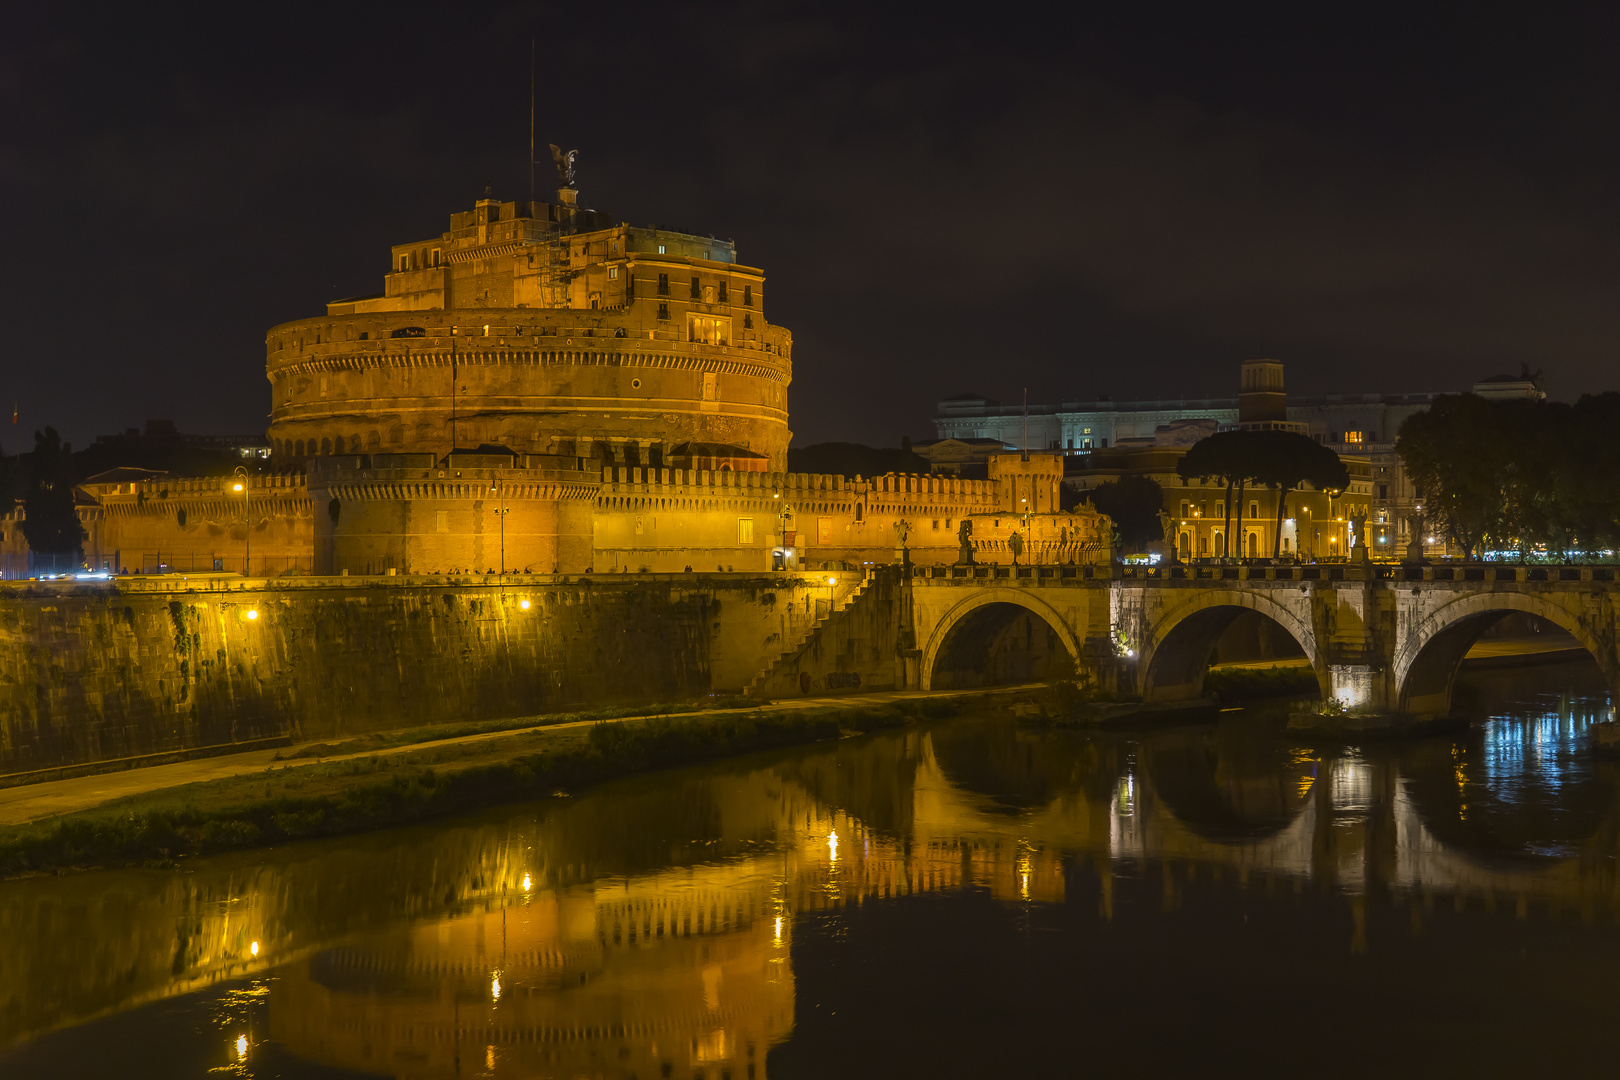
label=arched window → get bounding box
[294,439,305,457]
[320,437,332,455]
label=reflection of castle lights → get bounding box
[521,873,531,892]
[235,1035,248,1060]
[250,940,259,957]
[774,916,783,944]
[828,830,839,862]
[490,972,502,1001]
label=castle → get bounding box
[3,165,1111,579]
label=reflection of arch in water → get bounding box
[928,721,1115,815]
[1141,593,1327,702]
[1395,593,1617,716]
[1394,710,1620,864]
[921,589,1080,690]
[1139,727,1317,842]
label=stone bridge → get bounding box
[906,562,1620,716]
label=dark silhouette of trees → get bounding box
[20,427,87,560]
[1398,392,1620,560]
[1179,430,1345,558]
[1082,474,1165,551]
[1178,432,1265,556]
[1248,430,1349,558]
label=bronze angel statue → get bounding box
[549,144,578,188]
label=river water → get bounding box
[2,662,1617,1079]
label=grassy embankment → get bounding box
[1202,663,1320,703]
[0,696,972,878]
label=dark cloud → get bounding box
[3,2,1618,453]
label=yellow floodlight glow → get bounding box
[826,577,837,585]
[491,972,502,1001]
[521,873,532,891]
[245,609,258,621]
[519,599,531,611]
[233,483,243,492]
[250,940,259,957]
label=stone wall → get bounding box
[0,572,864,778]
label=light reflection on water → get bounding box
[1,662,1619,1078]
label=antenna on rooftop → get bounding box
[1022,388,1029,462]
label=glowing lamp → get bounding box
[519,598,531,610]
[232,483,243,492]
[245,609,258,620]
[250,941,259,956]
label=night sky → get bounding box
[6,3,1620,455]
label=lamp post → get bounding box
[491,478,508,581]
[232,467,250,576]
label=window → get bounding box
[743,314,753,329]
[1344,430,1365,444]
[430,248,441,266]
[1377,484,1388,500]
[690,276,701,299]
[743,285,753,307]
[1180,501,1190,518]
[1083,427,1092,434]
[1066,439,1073,449]
[1215,501,1224,518]
[738,518,754,544]
[657,244,666,254]
[657,273,670,295]
[609,266,618,279]
[687,314,732,345]
[397,255,408,272]
[1249,501,1258,518]
[718,281,728,302]
[932,519,940,530]
[657,303,670,320]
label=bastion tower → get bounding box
[266,167,793,472]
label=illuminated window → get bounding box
[608,267,618,279]
[687,314,732,345]
[1343,430,1364,443]
[738,518,754,544]
[657,273,669,295]
[657,244,666,254]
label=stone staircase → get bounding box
[744,570,878,697]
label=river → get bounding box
[1,661,1617,1078]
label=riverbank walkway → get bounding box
[0,685,1040,828]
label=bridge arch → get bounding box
[1394,591,1618,716]
[1139,590,1329,703]
[920,588,1082,691]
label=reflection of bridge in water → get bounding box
[3,706,1619,1075]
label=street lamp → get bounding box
[491,479,508,580]
[232,466,250,576]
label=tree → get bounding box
[20,427,87,560]
[1178,431,1271,557]
[1397,395,1507,559]
[1245,430,1349,558]
[1083,474,1165,551]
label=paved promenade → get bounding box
[0,685,1035,828]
